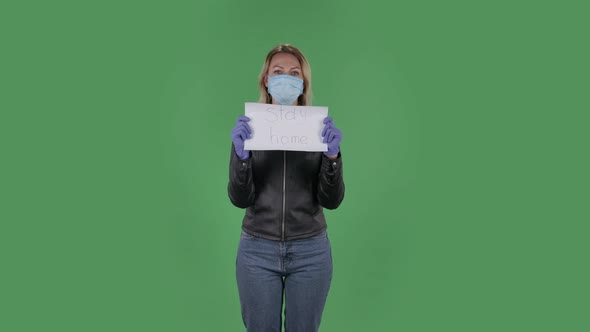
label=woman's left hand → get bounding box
[322,117,342,158]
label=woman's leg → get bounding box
[236,231,284,332]
[283,231,333,332]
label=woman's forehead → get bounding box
[270,53,300,67]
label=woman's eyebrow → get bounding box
[272,65,301,70]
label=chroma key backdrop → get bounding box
[1,0,588,331]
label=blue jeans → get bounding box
[236,230,333,332]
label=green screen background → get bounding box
[2,0,588,331]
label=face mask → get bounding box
[267,75,304,105]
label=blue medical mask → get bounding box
[267,75,304,105]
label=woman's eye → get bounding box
[291,71,300,76]
[273,70,282,74]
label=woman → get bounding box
[228,44,345,332]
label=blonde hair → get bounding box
[258,44,312,106]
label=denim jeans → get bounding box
[236,230,333,332]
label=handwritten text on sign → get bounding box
[243,102,328,151]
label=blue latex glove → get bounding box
[231,116,251,160]
[321,117,342,156]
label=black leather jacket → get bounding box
[228,145,345,241]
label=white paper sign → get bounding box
[244,102,328,151]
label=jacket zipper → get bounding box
[281,151,286,241]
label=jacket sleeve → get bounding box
[228,144,255,208]
[317,152,345,209]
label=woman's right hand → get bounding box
[231,116,252,160]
